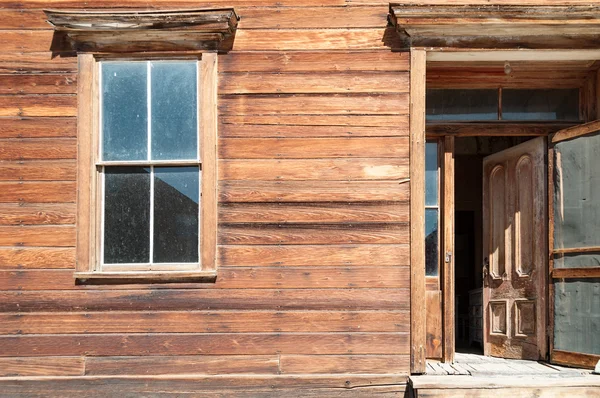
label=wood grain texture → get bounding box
[279,354,409,374]
[0,333,409,356]
[220,181,409,203]
[0,203,75,225]
[219,94,408,115]
[220,124,407,138]
[0,52,76,74]
[0,139,76,160]
[0,182,76,203]
[0,375,407,397]
[219,244,409,266]
[0,247,75,269]
[221,115,408,128]
[0,289,409,312]
[219,224,408,245]
[0,95,76,117]
[0,226,75,247]
[233,29,402,51]
[219,72,408,94]
[0,267,410,290]
[219,137,408,159]
[0,310,408,334]
[0,74,77,94]
[0,117,76,138]
[85,355,279,376]
[0,357,84,377]
[219,51,409,73]
[219,203,409,224]
[0,161,76,181]
[410,49,427,374]
[219,158,409,181]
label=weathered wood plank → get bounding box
[0,333,409,356]
[219,94,408,115]
[219,72,408,94]
[0,357,84,377]
[220,115,408,128]
[279,354,409,374]
[233,28,402,51]
[0,52,76,74]
[0,247,75,269]
[0,74,77,94]
[0,375,408,397]
[0,182,76,203]
[0,117,76,138]
[1,28,400,52]
[219,224,408,245]
[0,0,347,8]
[0,7,391,30]
[219,124,407,138]
[0,310,409,334]
[85,355,280,376]
[0,288,409,311]
[238,6,388,29]
[0,203,75,225]
[0,139,76,160]
[410,48,427,374]
[0,161,76,181]
[219,244,409,266]
[219,51,409,73]
[219,159,409,181]
[219,137,408,159]
[0,267,410,290]
[219,203,409,224]
[0,226,75,247]
[0,95,76,117]
[220,181,409,203]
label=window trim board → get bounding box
[74,52,218,282]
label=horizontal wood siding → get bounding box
[0,1,411,390]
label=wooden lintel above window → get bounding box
[388,4,600,49]
[44,8,239,53]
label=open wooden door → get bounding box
[482,137,547,360]
[549,121,600,369]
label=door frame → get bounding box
[410,48,600,374]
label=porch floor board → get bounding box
[414,353,599,397]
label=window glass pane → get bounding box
[102,63,148,161]
[151,62,198,160]
[104,167,150,264]
[503,89,579,121]
[553,131,600,268]
[153,167,200,263]
[426,209,439,276]
[554,278,600,355]
[426,142,438,206]
[426,89,498,121]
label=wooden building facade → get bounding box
[0,1,599,396]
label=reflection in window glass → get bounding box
[554,278,600,355]
[503,89,579,121]
[426,142,438,207]
[151,62,198,160]
[426,209,439,276]
[102,63,148,161]
[553,131,600,268]
[426,89,498,121]
[153,167,200,263]
[104,167,151,264]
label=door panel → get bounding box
[483,136,547,360]
[550,121,600,368]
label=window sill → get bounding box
[74,271,217,285]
